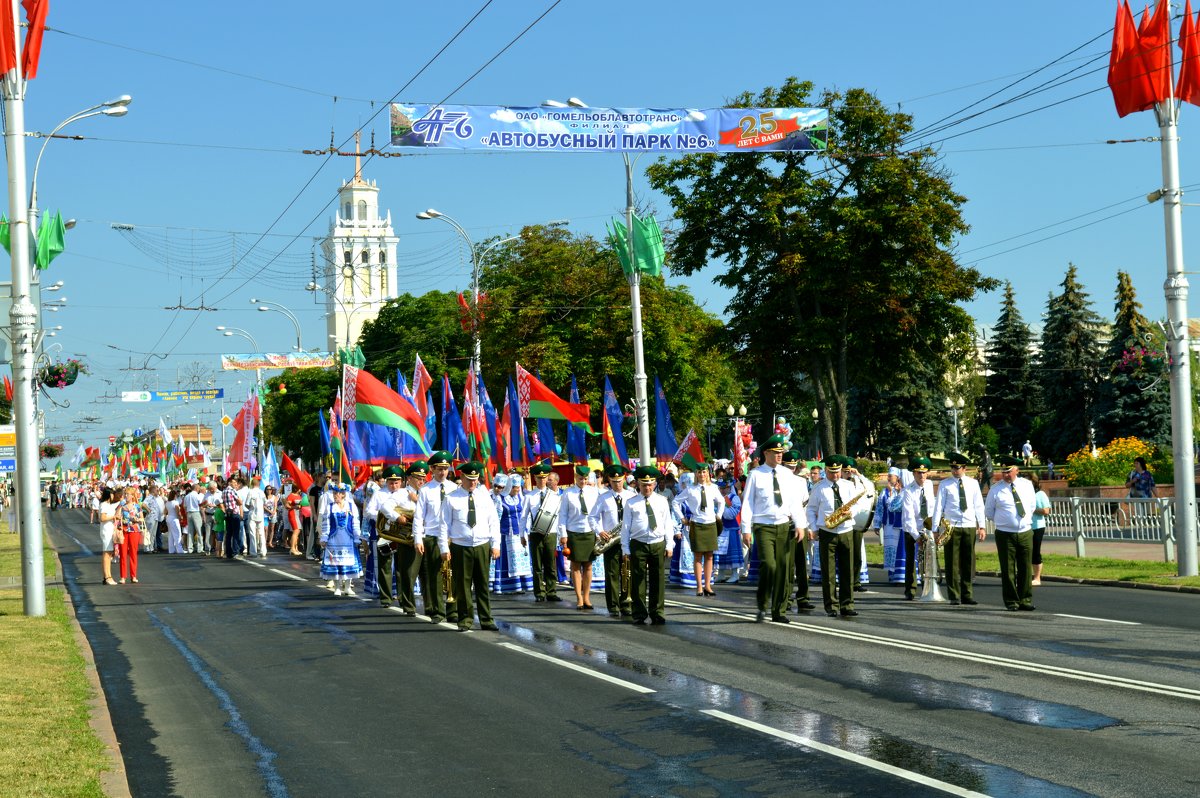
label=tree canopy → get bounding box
[979,282,1040,455]
[646,77,996,455]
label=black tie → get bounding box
[832,482,843,510]
[615,494,624,522]
[467,491,476,527]
[700,486,707,512]
[439,483,445,504]
[772,471,783,507]
[1012,484,1025,519]
[958,480,967,512]
[579,489,588,515]
[646,500,658,531]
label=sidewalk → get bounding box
[1037,537,1167,561]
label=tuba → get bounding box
[591,529,621,560]
[824,487,868,528]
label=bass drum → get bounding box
[852,480,877,532]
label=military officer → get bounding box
[438,461,501,632]
[559,465,600,610]
[740,434,807,623]
[931,451,987,605]
[365,465,409,609]
[900,456,937,601]
[781,450,815,612]
[619,466,675,625]
[521,463,563,602]
[589,463,636,617]
[411,451,458,624]
[806,455,859,617]
[985,455,1037,611]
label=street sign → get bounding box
[121,388,225,402]
[0,459,15,473]
[220,415,232,427]
[108,435,116,445]
[0,424,15,464]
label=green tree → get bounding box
[1036,264,1104,460]
[849,354,950,458]
[979,282,1040,454]
[646,78,996,455]
[357,290,472,388]
[1093,271,1170,447]
[262,367,339,465]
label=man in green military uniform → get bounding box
[619,466,675,625]
[439,461,501,632]
[521,463,563,603]
[411,451,458,624]
[590,463,636,617]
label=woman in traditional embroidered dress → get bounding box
[320,482,364,596]
[872,468,907,584]
[492,473,532,593]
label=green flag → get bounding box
[338,346,366,368]
[54,460,64,480]
[35,211,66,270]
[607,213,664,277]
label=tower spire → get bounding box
[354,130,362,183]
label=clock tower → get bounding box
[319,137,398,349]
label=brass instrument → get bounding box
[592,528,621,560]
[620,555,630,597]
[916,528,948,603]
[376,510,414,550]
[439,558,455,604]
[936,517,952,546]
[824,487,868,528]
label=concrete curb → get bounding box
[975,569,1200,595]
[48,517,132,798]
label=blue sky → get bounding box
[21,1,1194,448]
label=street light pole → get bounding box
[944,397,964,452]
[250,299,303,352]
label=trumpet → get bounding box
[440,558,455,604]
[620,554,631,598]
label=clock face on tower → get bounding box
[342,265,354,279]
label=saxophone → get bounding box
[824,488,868,528]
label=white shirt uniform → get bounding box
[984,477,1036,533]
[589,487,637,535]
[740,464,808,538]
[671,483,727,526]
[412,479,450,540]
[900,479,937,541]
[806,476,857,535]
[931,474,986,531]
[558,484,599,537]
[620,492,675,556]
[438,484,501,555]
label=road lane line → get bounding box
[702,710,989,797]
[666,599,1200,702]
[498,642,656,694]
[147,610,290,798]
[62,532,94,556]
[268,568,306,582]
[1054,613,1140,625]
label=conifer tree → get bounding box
[979,282,1039,454]
[1036,264,1104,460]
[1093,271,1171,446]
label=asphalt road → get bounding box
[50,508,1200,798]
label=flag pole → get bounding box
[623,153,652,467]
[1155,13,1198,576]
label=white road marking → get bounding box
[268,568,306,582]
[666,598,1200,702]
[63,532,94,556]
[1053,613,1140,626]
[498,642,656,694]
[703,710,990,797]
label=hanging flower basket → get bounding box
[1115,346,1171,377]
[39,358,89,389]
[40,442,64,459]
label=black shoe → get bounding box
[797,600,816,610]
[405,610,417,617]
[950,599,961,605]
[840,609,859,617]
[853,586,868,593]
[825,610,838,617]
[608,610,620,617]
[755,610,766,623]
[480,622,499,631]
[458,625,473,633]
[1005,605,1019,611]
[632,617,648,625]
[429,616,445,624]
[546,594,563,603]
[535,596,546,603]
[620,610,633,617]
[962,598,978,606]
[904,594,915,601]
[446,615,459,624]
[771,615,790,624]
[1018,604,1036,611]
[650,616,667,625]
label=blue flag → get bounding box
[602,376,629,466]
[534,369,558,462]
[396,371,426,461]
[317,409,331,457]
[653,375,677,460]
[565,374,588,463]
[479,372,499,464]
[263,445,282,490]
[441,374,471,460]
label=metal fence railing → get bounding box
[1029,497,1176,560]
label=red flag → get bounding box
[1138,0,1173,103]
[1179,1,1200,105]
[280,451,313,492]
[20,0,48,79]
[514,362,593,431]
[456,292,473,333]
[0,1,17,74]
[2,374,11,402]
[1109,2,1159,117]
[497,390,512,471]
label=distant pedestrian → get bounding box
[1125,457,1156,498]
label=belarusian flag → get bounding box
[342,365,430,456]
[327,407,356,486]
[672,428,705,472]
[515,363,593,432]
